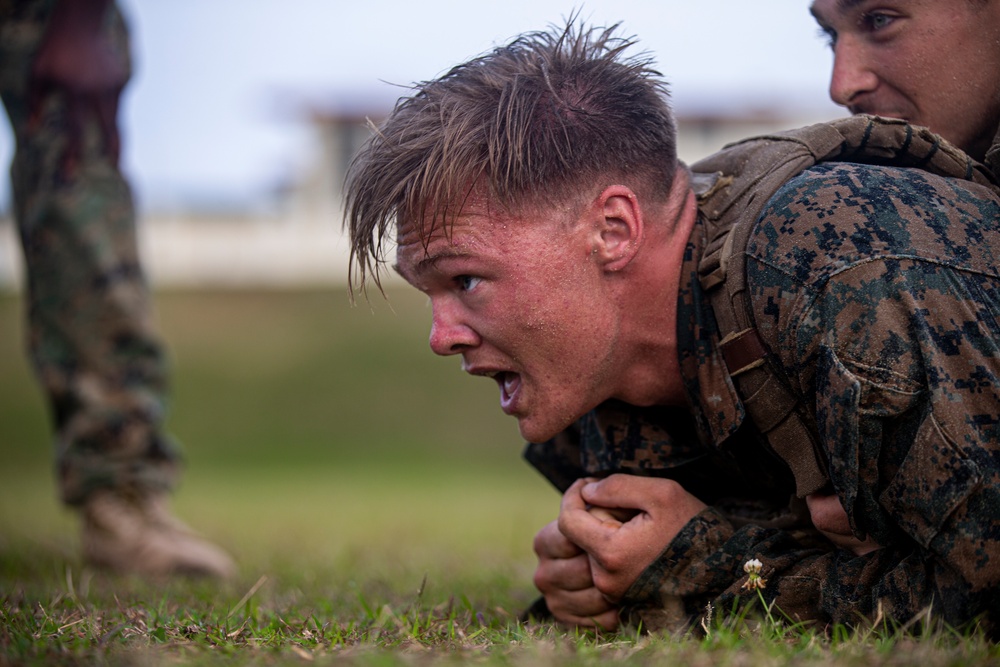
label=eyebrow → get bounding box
[392,249,471,281]
[810,0,867,22]
[835,0,870,13]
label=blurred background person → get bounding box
[0,0,233,578]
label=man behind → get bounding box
[811,0,1000,163]
[775,0,1000,595]
[345,22,1000,633]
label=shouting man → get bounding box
[345,22,1000,633]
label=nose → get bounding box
[428,299,480,356]
[829,38,879,108]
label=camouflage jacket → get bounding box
[525,161,1000,633]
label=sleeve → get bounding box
[619,167,1000,634]
[621,278,1000,633]
[620,506,918,630]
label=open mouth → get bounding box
[468,367,523,415]
[495,371,522,414]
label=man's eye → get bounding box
[863,12,894,31]
[455,275,482,292]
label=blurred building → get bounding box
[0,92,841,290]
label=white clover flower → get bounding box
[741,557,767,591]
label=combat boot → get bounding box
[80,490,236,579]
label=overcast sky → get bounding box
[0,0,843,213]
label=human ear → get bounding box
[592,185,644,272]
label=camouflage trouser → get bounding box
[0,0,180,506]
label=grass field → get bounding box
[1,288,998,665]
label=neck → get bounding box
[614,168,698,407]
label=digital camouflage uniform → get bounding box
[0,0,180,505]
[527,153,1000,633]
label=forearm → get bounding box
[622,507,996,632]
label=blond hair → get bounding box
[344,20,678,292]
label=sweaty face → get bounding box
[811,0,1000,160]
[394,199,623,444]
